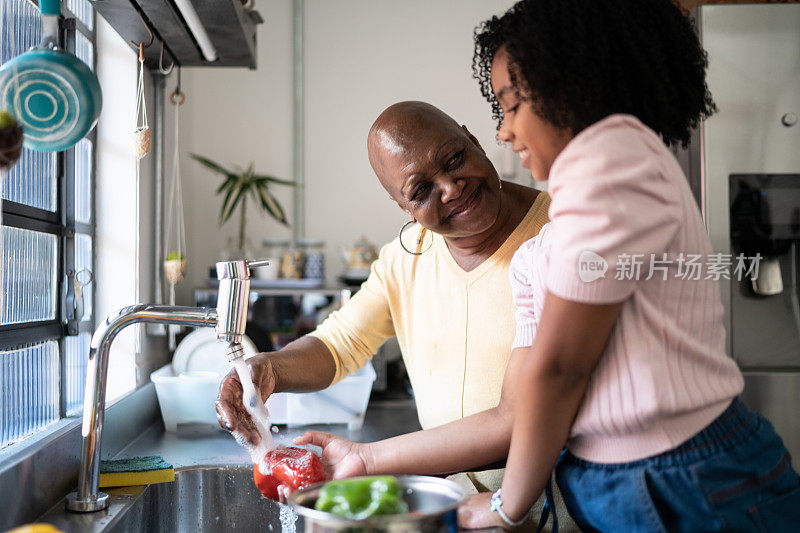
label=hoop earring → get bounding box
[399,220,433,255]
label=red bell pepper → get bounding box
[253,446,326,500]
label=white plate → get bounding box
[171,328,259,378]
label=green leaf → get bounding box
[189,153,236,178]
[215,175,237,195]
[256,184,288,225]
[253,174,296,186]
[220,182,248,225]
[218,181,237,223]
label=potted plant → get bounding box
[164,250,187,285]
[190,154,295,255]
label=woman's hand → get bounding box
[215,353,277,445]
[293,431,371,480]
[458,493,509,530]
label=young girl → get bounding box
[459,0,800,529]
[297,1,800,530]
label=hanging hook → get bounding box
[129,9,154,49]
[170,66,185,106]
[158,41,175,75]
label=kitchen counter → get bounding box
[114,398,423,468]
[37,398,507,532]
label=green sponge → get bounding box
[99,455,174,488]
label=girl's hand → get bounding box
[458,493,509,530]
[293,431,370,480]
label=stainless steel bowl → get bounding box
[289,475,466,532]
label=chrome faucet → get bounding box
[66,259,267,512]
[215,259,269,360]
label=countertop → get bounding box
[38,398,504,532]
[114,398,423,467]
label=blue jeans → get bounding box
[555,399,800,532]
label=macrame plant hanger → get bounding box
[129,42,151,357]
[132,43,151,159]
[164,68,187,350]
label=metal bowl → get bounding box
[289,475,466,532]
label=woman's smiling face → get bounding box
[369,105,503,239]
[490,50,573,182]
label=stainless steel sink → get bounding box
[41,465,295,532]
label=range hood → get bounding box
[90,0,262,69]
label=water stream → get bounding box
[231,355,274,468]
[230,355,298,532]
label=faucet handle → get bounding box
[216,258,269,280]
[246,259,270,270]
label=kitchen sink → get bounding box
[40,465,299,532]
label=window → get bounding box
[0,0,96,447]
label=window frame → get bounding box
[0,0,97,425]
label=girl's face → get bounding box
[490,50,573,181]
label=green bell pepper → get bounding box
[315,476,409,519]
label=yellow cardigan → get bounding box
[311,191,551,431]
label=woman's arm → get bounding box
[218,245,396,444]
[297,340,531,478]
[216,336,337,444]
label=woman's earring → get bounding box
[399,220,433,256]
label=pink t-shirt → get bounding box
[510,114,744,463]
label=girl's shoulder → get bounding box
[549,114,682,204]
[575,114,666,150]
[552,114,671,178]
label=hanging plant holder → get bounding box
[132,44,151,159]
[164,255,187,285]
[163,68,189,351]
[131,126,151,160]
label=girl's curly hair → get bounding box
[473,0,716,147]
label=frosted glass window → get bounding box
[1,149,58,212]
[0,0,57,212]
[75,139,93,223]
[75,30,93,71]
[67,0,94,31]
[0,0,41,63]
[0,226,58,325]
[75,233,93,317]
[0,340,60,448]
[64,333,90,415]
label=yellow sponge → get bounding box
[6,524,64,533]
[98,455,174,488]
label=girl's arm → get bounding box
[484,292,623,524]
[296,341,531,478]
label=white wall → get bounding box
[173,0,524,298]
[170,0,295,303]
[304,0,520,278]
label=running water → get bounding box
[279,504,299,533]
[230,355,274,468]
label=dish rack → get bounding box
[151,361,376,432]
[266,362,376,430]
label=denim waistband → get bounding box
[563,398,758,470]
